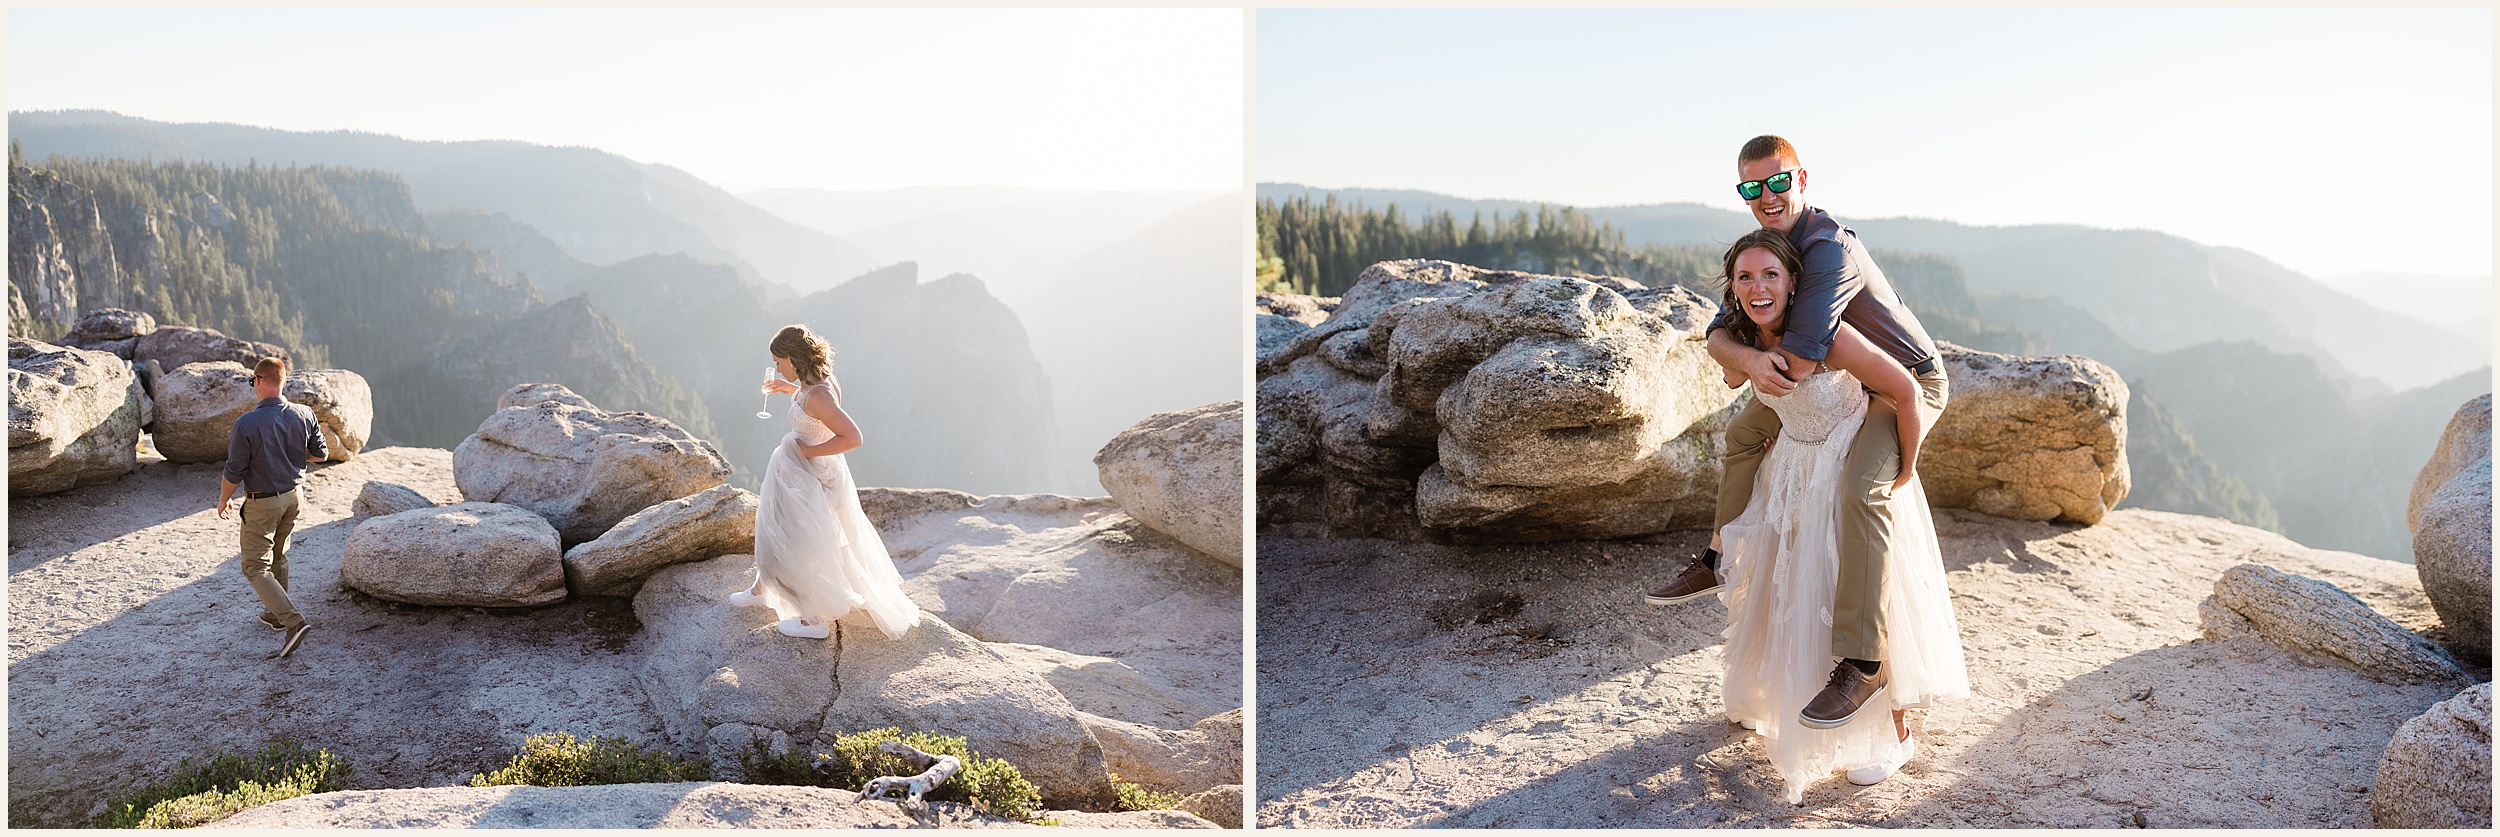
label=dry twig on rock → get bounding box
[853,740,962,806]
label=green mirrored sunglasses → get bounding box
[1736,170,1797,201]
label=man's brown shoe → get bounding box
[1644,553,1722,605]
[278,622,310,658]
[1799,660,1887,729]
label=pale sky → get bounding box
[8,8,1244,193]
[1259,8,2494,279]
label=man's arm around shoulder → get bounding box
[1708,327,1798,397]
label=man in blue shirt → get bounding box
[1646,135,1950,734]
[215,357,328,658]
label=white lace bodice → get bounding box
[787,384,836,446]
[1751,369,1871,597]
[1755,369,1868,445]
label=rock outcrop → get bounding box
[2371,682,2493,829]
[352,481,438,518]
[861,488,1242,731]
[1255,292,1337,364]
[1094,401,1244,567]
[498,382,595,411]
[562,484,759,598]
[2199,563,2464,682]
[134,324,288,372]
[991,643,1223,731]
[1179,784,1243,830]
[8,338,146,496]
[1257,292,1337,326]
[1080,709,1242,797]
[56,307,156,358]
[2410,394,2492,658]
[2407,393,2490,531]
[1254,261,2133,542]
[280,368,374,462]
[203,782,1216,829]
[147,361,371,465]
[147,362,259,463]
[2415,462,2492,658]
[1180,789,1240,834]
[340,502,568,607]
[818,610,1117,807]
[1921,344,2131,525]
[633,553,1116,806]
[64,307,156,342]
[453,383,731,545]
[1258,261,1733,542]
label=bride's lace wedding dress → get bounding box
[749,384,917,641]
[1716,369,1968,804]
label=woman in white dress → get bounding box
[729,324,919,641]
[1710,229,1968,804]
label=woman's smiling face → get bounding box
[1731,245,1791,331]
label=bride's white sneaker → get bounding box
[776,618,829,639]
[728,588,759,606]
[1847,731,1915,785]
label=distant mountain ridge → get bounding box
[751,185,1246,494]
[9,110,877,295]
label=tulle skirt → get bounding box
[751,433,917,640]
[1716,406,1968,804]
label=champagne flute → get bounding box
[757,365,779,419]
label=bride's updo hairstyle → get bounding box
[770,324,836,385]
[1717,228,1806,349]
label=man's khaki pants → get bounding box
[1714,368,1950,662]
[239,488,303,629]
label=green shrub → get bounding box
[740,728,1043,821]
[1111,774,1183,812]
[96,738,353,828]
[469,732,706,787]
[735,743,830,787]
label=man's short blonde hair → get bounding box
[1739,134,1802,168]
[253,356,287,385]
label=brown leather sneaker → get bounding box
[1799,660,1888,729]
[1644,553,1722,605]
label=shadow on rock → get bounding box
[1894,639,2462,828]
[1256,533,1734,822]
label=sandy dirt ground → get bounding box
[1255,508,2482,828]
[7,448,666,827]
